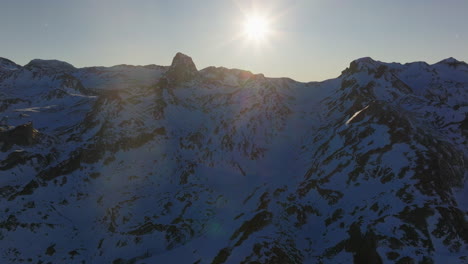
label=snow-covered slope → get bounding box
[0,54,467,263]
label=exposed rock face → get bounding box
[164,52,198,84]
[0,54,466,263]
[0,122,39,151]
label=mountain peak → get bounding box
[165,52,198,84]
[436,57,466,67]
[170,52,197,71]
[342,57,380,75]
[354,57,376,64]
[438,57,458,63]
[0,57,21,71]
[25,59,76,73]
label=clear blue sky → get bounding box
[1,0,467,82]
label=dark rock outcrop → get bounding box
[164,52,198,84]
[0,150,43,171]
[0,122,39,151]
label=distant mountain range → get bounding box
[0,53,467,263]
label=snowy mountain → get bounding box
[0,53,467,263]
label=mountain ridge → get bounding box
[1,53,466,83]
[0,53,467,263]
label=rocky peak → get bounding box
[342,57,381,75]
[25,59,76,73]
[436,57,466,68]
[353,57,376,64]
[0,57,21,71]
[164,52,198,84]
[351,57,378,69]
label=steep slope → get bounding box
[0,54,466,263]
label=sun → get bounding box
[243,15,270,42]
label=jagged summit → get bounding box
[170,52,197,71]
[1,55,465,83]
[341,57,381,75]
[164,52,198,84]
[353,57,376,64]
[0,57,21,71]
[25,59,76,73]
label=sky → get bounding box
[1,0,467,82]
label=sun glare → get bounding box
[243,15,270,42]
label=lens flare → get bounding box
[243,15,270,41]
